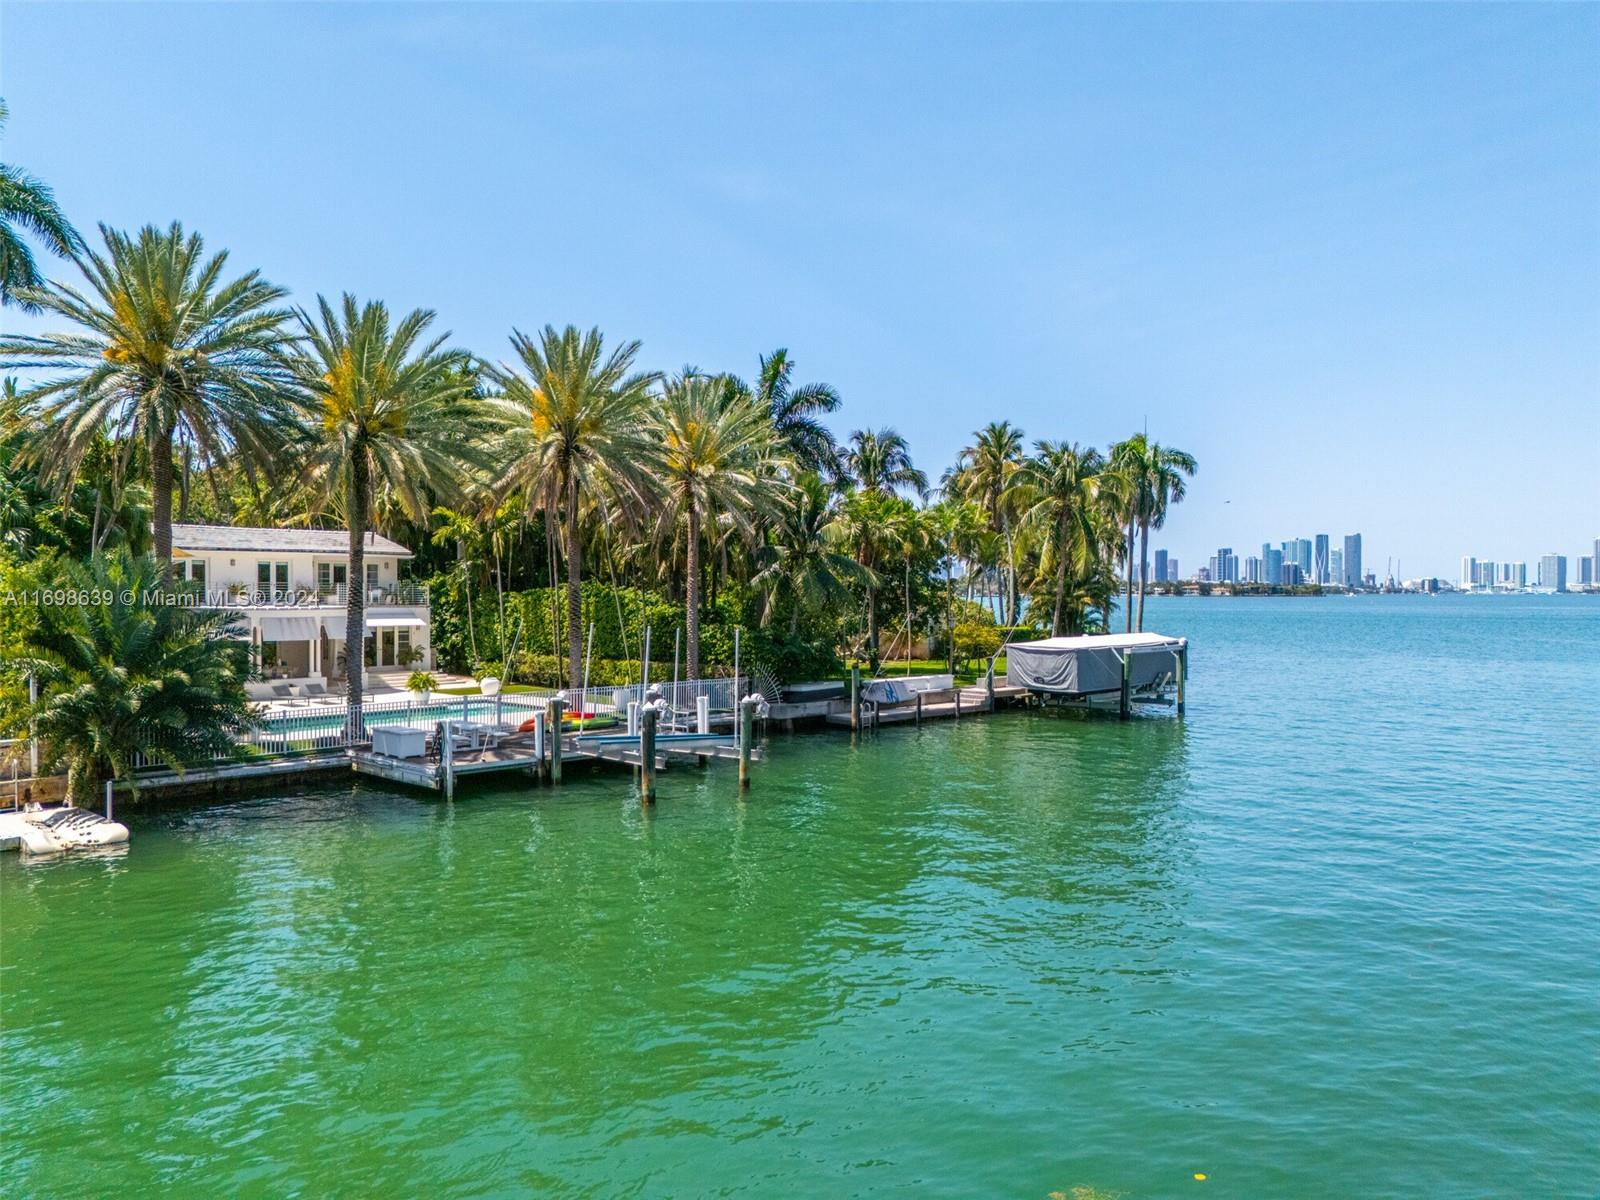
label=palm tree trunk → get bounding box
[866,583,879,670]
[1051,530,1067,637]
[1136,519,1150,632]
[458,540,478,665]
[686,503,702,681]
[345,451,370,739]
[149,422,175,572]
[565,476,583,690]
[1124,511,1135,632]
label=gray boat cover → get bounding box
[1006,633,1185,696]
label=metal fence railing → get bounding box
[129,674,756,772]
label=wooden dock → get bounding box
[349,728,756,794]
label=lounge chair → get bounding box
[302,682,343,707]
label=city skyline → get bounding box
[1155,532,1599,589]
[3,3,1595,579]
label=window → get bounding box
[257,562,289,600]
[316,562,347,598]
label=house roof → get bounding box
[170,524,413,558]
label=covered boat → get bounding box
[0,805,131,854]
[1006,632,1186,703]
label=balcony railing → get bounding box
[217,582,430,608]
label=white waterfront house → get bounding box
[171,524,430,687]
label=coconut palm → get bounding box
[0,222,297,565]
[1130,440,1195,630]
[945,420,1026,623]
[291,295,484,730]
[651,374,784,680]
[723,348,842,478]
[1110,434,1196,631]
[0,101,83,310]
[11,549,253,805]
[752,471,869,635]
[484,326,659,688]
[1015,441,1119,635]
[836,488,913,669]
[881,502,930,672]
[846,427,928,498]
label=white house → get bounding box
[171,524,430,686]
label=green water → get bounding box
[4,596,1596,1197]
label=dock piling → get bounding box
[640,707,657,803]
[850,666,861,732]
[442,722,455,800]
[738,697,754,789]
[1176,642,1187,715]
[915,693,923,726]
[548,698,564,784]
[1119,651,1131,720]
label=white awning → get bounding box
[257,614,320,642]
[366,615,426,629]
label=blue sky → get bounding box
[3,2,1596,577]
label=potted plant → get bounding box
[407,670,437,705]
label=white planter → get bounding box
[479,677,502,697]
[411,689,431,706]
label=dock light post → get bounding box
[548,698,563,784]
[640,707,657,804]
[850,665,861,732]
[738,697,755,790]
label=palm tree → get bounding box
[752,471,868,635]
[1131,441,1196,631]
[11,550,254,805]
[847,427,928,498]
[1111,434,1196,631]
[1015,441,1118,635]
[0,222,297,566]
[724,348,842,477]
[652,375,783,680]
[881,502,930,672]
[0,101,83,310]
[484,325,659,689]
[291,295,484,730]
[836,488,909,669]
[945,421,1026,624]
[430,505,485,665]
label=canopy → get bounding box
[257,614,320,642]
[365,615,427,629]
[1006,632,1185,696]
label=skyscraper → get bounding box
[1281,562,1303,585]
[1461,556,1477,588]
[1244,555,1263,583]
[1592,538,1599,588]
[1265,547,1284,586]
[1539,554,1567,592]
[1167,558,1179,583]
[1154,549,1168,585]
[1312,535,1329,583]
[1580,557,1594,586]
[1343,534,1363,588]
[1330,549,1343,585]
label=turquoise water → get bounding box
[3,595,1596,1196]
